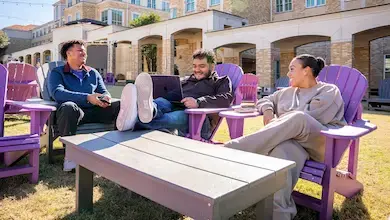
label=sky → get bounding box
[0,0,54,29]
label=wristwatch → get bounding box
[196,99,201,107]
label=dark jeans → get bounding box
[56,100,120,136]
[135,97,212,139]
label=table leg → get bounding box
[226,118,244,139]
[76,165,94,213]
[255,194,273,220]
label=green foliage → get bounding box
[0,30,10,49]
[129,12,161,28]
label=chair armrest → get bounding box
[320,119,377,140]
[26,98,58,107]
[185,107,232,115]
[6,100,56,112]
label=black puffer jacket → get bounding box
[181,71,234,108]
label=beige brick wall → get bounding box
[230,0,270,24]
[273,0,390,21]
[256,48,274,87]
[279,50,295,77]
[331,42,352,66]
[170,0,184,17]
[162,38,174,75]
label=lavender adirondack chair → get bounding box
[185,63,244,142]
[220,65,377,220]
[0,64,55,183]
[292,65,377,220]
[35,62,116,163]
[239,73,258,103]
[5,63,39,114]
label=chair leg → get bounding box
[47,126,55,164]
[29,147,40,184]
[320,167,336,220]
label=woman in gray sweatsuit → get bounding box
[225,54,346,220]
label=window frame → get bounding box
[305,0,326,8]
[384,54,390,79]
[276,0,292,13]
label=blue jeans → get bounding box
[135,98,212,139]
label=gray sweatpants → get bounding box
[224,111,326,220]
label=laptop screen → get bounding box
[151,75,183,102]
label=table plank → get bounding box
[92,131,274,183]
[138,131,295,173]
[61,133,247,199]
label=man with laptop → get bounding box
[116,49,233,139]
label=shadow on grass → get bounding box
[294,192,370,220]
[61,177,183,220]
[0,153,74,201]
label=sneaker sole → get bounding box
[135,72,154,123]
[116,84,138,131]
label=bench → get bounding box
[60,130,295,219]
[368,78,390,111]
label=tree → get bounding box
[0,31,10,49]
[129,12,161,28]
[0,31,10,58]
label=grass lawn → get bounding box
[0,110,389,220]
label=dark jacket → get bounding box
[48,63,110,108]
[182,71,234,108]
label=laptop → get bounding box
[151,75,183,104]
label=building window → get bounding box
[170,8,177,18]
[131,0,140,5]
[384,54,390,79]
[276,0,292,12]
[67,15,72,22]
[33,33,35,38]
[306,0,325,8]
[76,12,80,20]
[112,10,123,25]
[40,30,43,36]
[147,0,156,8]
[185,0,195,12]
[48,26,52,33]
[76,0,80,3]
[132,12,140,20]
[162,1,170,11]
[67,0,72,7]
[210,0,220,6]
[101,10,108,24]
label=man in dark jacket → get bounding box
[116,49,233,139]
[48,40,120,171]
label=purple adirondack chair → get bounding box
[218,65,377,219]
[239,73,258,103]
[0,64,55,183]
[185,63,244,142]
[6,63,39,114]
[291,65,377,220]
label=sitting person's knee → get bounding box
[58,102,81,115]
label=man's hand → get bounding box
[263,109,274,126]
[181,97,199,109]
[87,93,110,108]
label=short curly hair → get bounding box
[60,40,85,60]
[192,49,216,65]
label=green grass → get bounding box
[1,111,390,220]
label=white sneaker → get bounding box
[63,159,76,172]
[135,72,154,123]
[116,83,138,131]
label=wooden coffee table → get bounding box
[60,130,295,220]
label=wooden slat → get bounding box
[131,130,295,173]
[305,160,326,170]
[299,172,322,185]
[95,131,274,183]
[61,133,248,199]
[302,166,324,178]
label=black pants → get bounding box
[56,100,120,136]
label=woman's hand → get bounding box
[263,109,274,126]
